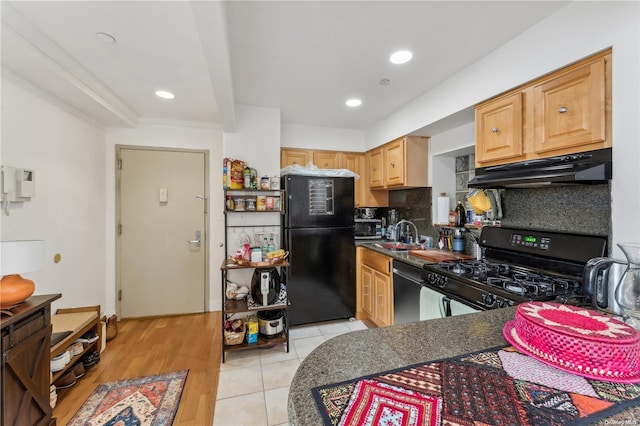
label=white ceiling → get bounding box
[1,1,569,132]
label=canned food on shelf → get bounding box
[256,196,267,211]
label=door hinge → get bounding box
[118,224,122,236]
[118,158,122,170]
[118,289,122,301]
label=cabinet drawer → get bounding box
[361,249,391,275]
[1,307,48,349]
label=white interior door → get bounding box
[117,148,207,318]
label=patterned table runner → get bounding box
[312,346,640,426]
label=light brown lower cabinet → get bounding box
[356,247,393,327]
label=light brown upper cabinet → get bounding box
[280,148,389,207]
[313,151,340,169]
[367,147,385,188]
[281,148,313,168]
[341,152,364,207]
[475,92,524,164]
[533,57,606,154]
[368,136,428,189]
[475,49,611,168]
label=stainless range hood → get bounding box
[468,148,612,189]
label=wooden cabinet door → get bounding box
[361,264,374,318]
[475,92,523,165]
[281,149,312,168]
[342,153,365,207]
[3,324,52,425]
[384,138,405,186]
[374,271,392,327]
[533,58,606,154]
[368,148,384,188]
[340,152,360,173]
[313,151,340,169]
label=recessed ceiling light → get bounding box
[345,99,362,107]
[96,32,116,44]
[155,90,175,100]
[379,79,391,86]
[389,50,413,65]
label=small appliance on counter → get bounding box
[355,218,382,240]
[257,309,285,338]
[251,268,281,306]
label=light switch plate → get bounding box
[159,187,168,202]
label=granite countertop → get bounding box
[288,308,640,425]
[355,240,436,268]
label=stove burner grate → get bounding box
[432,259,581,300]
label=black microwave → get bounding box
[354,219,382,240]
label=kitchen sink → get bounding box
[374,242,422,251]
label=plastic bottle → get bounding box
[268,236,276,253]
[262,237,270,260]
[244,167,251,189]
[455,202,466,227]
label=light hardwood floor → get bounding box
[53,312,221,425]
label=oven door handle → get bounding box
[441,296,452,317]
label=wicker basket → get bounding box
[504,302,640,382]
[224,320,246,346]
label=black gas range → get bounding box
[421,226,608,311]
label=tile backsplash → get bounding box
[500,184,611,237]
[386,184,611,254]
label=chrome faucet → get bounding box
[395,219,419,244]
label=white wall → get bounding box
[105,122,224,313]
[428,122,475,218]
[366,1,640,256]
[1,75,107,314]
[281,123,365,152]
[224,105,281,177]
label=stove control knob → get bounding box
[482,293,496,307]
[426,273,439,285]
[499,299,513,308]
[436,275,448,288]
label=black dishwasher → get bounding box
[392,260,422,324]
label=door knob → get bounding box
[188,230,202,248]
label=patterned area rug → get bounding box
[313,346,640,426]
[68,370,188,426]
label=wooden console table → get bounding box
[1,293,61,426]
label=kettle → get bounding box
[581,257,626,316]
[251,268,281,306]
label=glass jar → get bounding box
[245,197,256,211]
[234,197,245,211]
[261,176,271,190]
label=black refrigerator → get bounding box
[282,175,355,326]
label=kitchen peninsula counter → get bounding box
[288,307,640,425]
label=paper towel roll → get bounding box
[437,196,450,224]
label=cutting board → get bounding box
[409,249,474,262]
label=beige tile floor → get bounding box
[213,318,369,426]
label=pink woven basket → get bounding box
[503,302,640,383]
